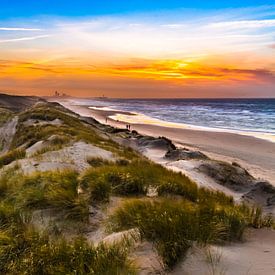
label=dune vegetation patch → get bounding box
[0,148,26,168]
[81,160,163,197]
[81,159,233,204]
[0,225,135,274]
[0,166,135,274]
[0,169,90,223]
[31,135,71,157]
[0,108,13,127]
[11,103,131,159]
[108,198,271,269]
[86,157,112,167]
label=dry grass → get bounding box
[0,148,26,168]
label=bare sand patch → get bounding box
[15,141,114,173]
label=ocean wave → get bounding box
[76,97,275,140]
[109,111,275,143]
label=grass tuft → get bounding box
[108,198,270,269]
[0,108,13,127]
[87,157,112,167]
[0,148,26,168]
[0,227,135,274]
[4,170,89,223]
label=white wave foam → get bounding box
[109,112,275,143]
[89,106,119,111]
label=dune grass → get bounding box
[32,143,64,157]
[80,158,271,268]
[81,161,151,196]
[0,161,136,274]
[80,159,232,205]
[0,148,26,168]
[87,157,112,167]
[0,170,90,223]
[108,198,269,269]
[88,177,111,203]
[0,169,135,274]
[29,133,71,157]
[11,104,129,159]
[0,225,135,275]
[0,108,13,127]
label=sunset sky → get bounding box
[0,1,275,98]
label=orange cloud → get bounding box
[1,58,274,86]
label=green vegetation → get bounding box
[81,159,233,205]
[88,177,111,202]
[32,144,63,156]
[0,165,21,197]
[0,170,89,223]
[87,157,112,167]
[0,108,13,126]
[81,161,152,196]
[32,135,71,156]
[0,225,135,274]
[0,148,26,168]
[108,198,270,269]
[10,103,132,160]
[0,166,135,274]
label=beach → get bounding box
[57,99,275,187]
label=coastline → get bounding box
[108,111,275,144]
[56,99,275,186]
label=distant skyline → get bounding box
[0,1,275,98]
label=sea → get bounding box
[73,98,275,137]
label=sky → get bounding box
[0,1,275,98]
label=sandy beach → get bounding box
[57,99,275,187]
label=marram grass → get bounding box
[0,226,136,275]
[108,198,271,269]
[0,148,26,168]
